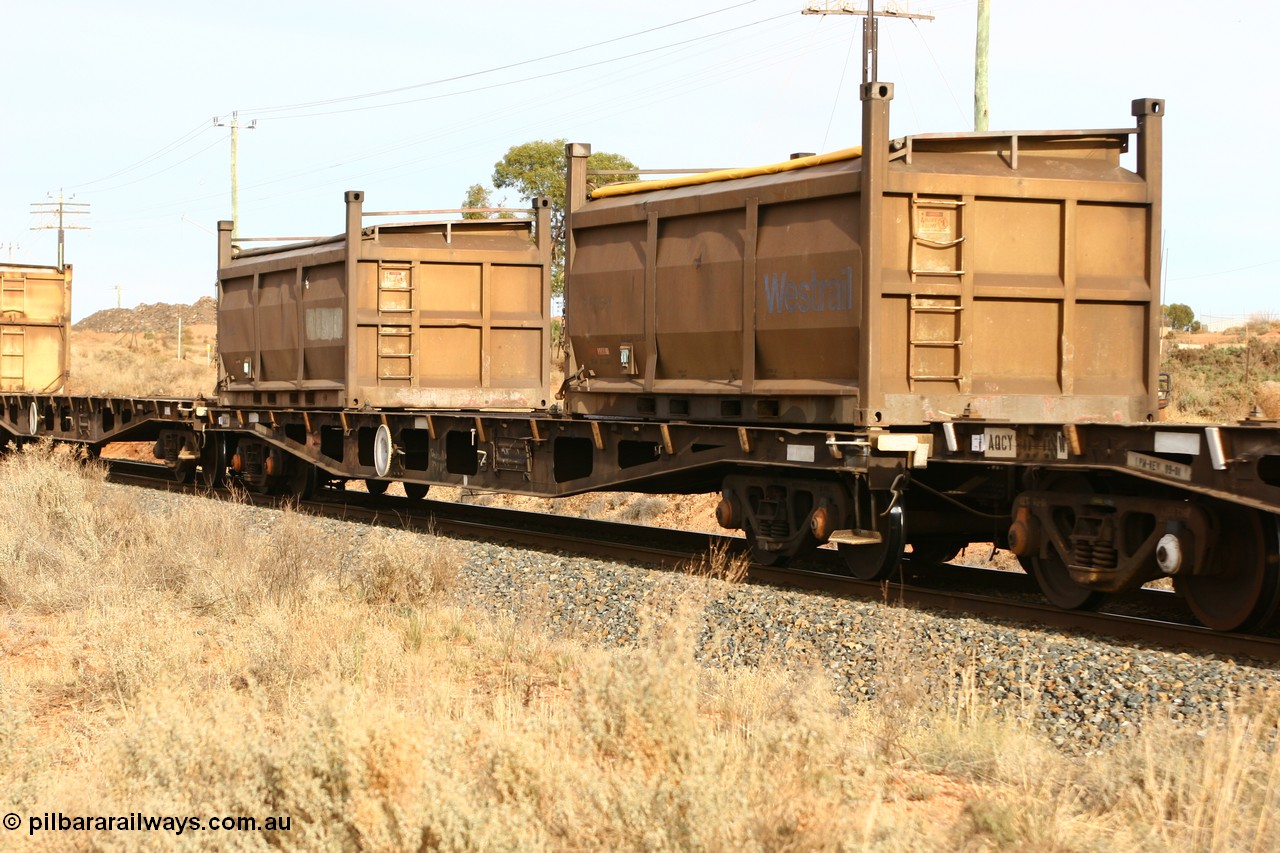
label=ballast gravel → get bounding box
[130,485,1280,753]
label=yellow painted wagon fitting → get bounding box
[590,146,863,199]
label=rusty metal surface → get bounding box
[217,193,552,410]
[564,94,1163,428]
[0,264,71,394]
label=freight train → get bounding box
[3,84,1280,635]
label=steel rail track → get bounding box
[104,460,1280,664]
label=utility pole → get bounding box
[802,2,934,84]
[1,243,18,262]
[974,0,990,130]
[213,112,256,239]
[30,191,90,271]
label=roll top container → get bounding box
[565,87,1164,427]
[217,193,553,410]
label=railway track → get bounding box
[106,459,1280,664]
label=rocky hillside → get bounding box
[75,296,216,333]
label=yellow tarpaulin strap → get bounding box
[590,146,863,199]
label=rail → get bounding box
[103,459,1280,664]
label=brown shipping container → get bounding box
[217,192,552,410]
[564,88,1164,426]
[0,264,71,393]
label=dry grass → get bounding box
[66,329,217,397]
[2,443,1280,851]
[683,540,751,584]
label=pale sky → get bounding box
[2,1,1275,322]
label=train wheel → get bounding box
[285,459,317,500]
[1021,548,1103,611]
[197,437,226,488]
[173,459,197,484]
[1176,505,1280,632]
[365,479,390,496]
[1020,473,1104,611]
[838,503,906,581]
[403,482,430,500]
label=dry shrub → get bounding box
[54,687,428,851]
[1162,340,1280,421]
[353,528,457,607]
[613,495,668,525]
[683,539,750,583]
[1064,691,1280,850]
[576,493,669,524]
[0,442,131,611]
[1259,380,1280,420]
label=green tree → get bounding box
[461,184,494,220]
[460,184,515,221]
[1163,303,1197,332]
[467,139,635,294]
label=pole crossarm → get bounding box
[802,2,934,20]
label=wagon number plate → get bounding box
[1126,451,1192,482]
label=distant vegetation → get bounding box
[1162,321,1280,421]
[67,328,217,398]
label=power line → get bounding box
[239,10,796,123]
[87,135,225,194]
[67,120,214,190]
[1171,260,1278,282]
[58,3,785,207]
[238,1,764,118]
[89,19,849,229]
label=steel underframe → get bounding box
[3,392,1279,513]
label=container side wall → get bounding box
[218,275,256,386]
[0,265,71,393]
[755,198,861,385]
[655,211,744,381]
[568,222,647,383]
[301,262,346,384]
[257,269,301,382]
